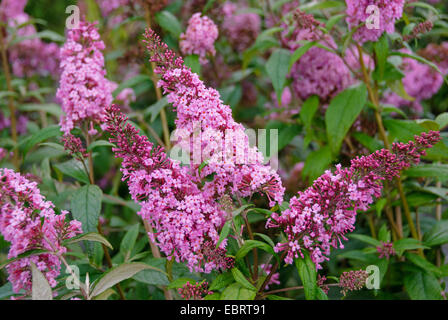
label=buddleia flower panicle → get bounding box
[267,131,440,269]
[0,169,82,294]
[56,21,113,135]
[143,29,285,207]
[105,105,232,273]
[180,13,218,65]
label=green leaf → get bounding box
[404,270,443,300]
[373,62,405,82]
[300,95,319,129]
[382,104,407,118]
[184,54,201,75]
[0,283,19,300]
[221,283,256,300]
[155,11,182,38]
[144,97,169,123]
[316,287,329,300]
[266,48,292,103]
[325,84,368,154]
[349,234,382,247]
[31,262,53,300]
[0,91,18,99]
[423,221,448,247]
[231,268,256,291]
[405,164,448,181]
[294,252,317,300]
[11,30,64,45]
[405,252,442,277]
[93,288,116,300]
[53,159,90,184]
[378,224,391,242]
[133,258,169,286]
[373,34,389,81]
[216,220,231,249]
[235,240,275,261]
[63,232,113,250]
[202,0,217,13]
[393,239,429,256]
[415,119,439,131]
[87,140,115,152]
[352,132,383,152]
[209,272,234,291]
[120,224,140,261]
[91,263,159,298]
[19,125,62,158]
[390,51,445,82]
[302,146,333,182]
[325,13,346,31]
[383,119,426,142]
[253,232,276,249]
[388,79,415,101]
[18,103,62,117]
[242,38,278,68]
[167,278,197,289]
[70,185,103,233]
[417,187,448,201]
[289,41,317,71]
[204,292,221,300]
[232,204,254,218]
[435,113,448,130]
[112,74,151,97]
[0,249,48,270]
[39,142,65,152]
[300,0,345,12]
[405,1,440,15]
[279,124,301,151]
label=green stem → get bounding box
[356,44,419,243]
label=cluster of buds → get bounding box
[317,274,329,294]
[338,270,369,296]
[178,281,212,300]
[403,21,434,42]
[62,134,88,161]
[293,9,322,30]
[377,241,397,260]
[201,241,235,272]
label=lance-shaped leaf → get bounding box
[91,262,161,298]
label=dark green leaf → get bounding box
[235,240,275,261]
[294,252,317,300]
[155,11,182,38]
[209,272,234,291]
[184,54,201,75]
[216,220,231,249]
[423,221,448,247]
[63,232,112,249]
[404,270,443,300]
[19,125,62,158]
[266,49,292,103]
[221,283,256,300]
[231,268,256,291]
[325,84,368,154]
[70,185,103,233]
[120,224,140,261]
